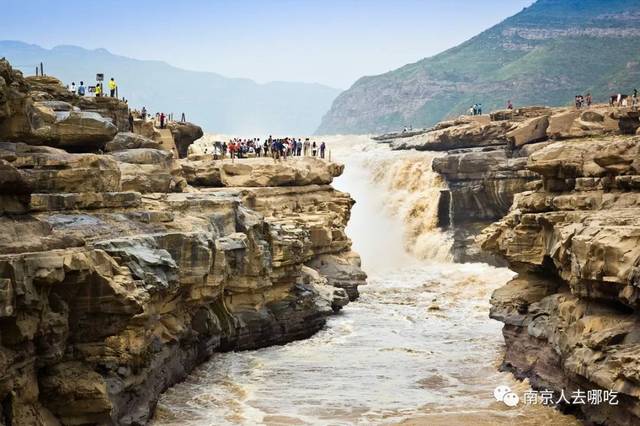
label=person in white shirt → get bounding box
[69,82,76,94]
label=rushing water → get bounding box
[153,136,579,425]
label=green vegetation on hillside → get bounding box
[317,0,640,134]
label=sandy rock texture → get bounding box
[0,60,128,152]
[0,60,366,425]
[393,105,639,263]
[167,122,203,158]
[481,135,640,425]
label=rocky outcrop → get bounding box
[402,105,640,263]
[181,156,343,188]
[105,132,161,152]
[389,116,509,151]
[0,60,365,425]
[480,135,640,425]
[75,96,129,132]
[0,142,365,425]
[167,122,203,158]
[386,105,639,153]
[0,59,127,152]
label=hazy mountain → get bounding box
[317,0,640,135]
[0,41,340,135]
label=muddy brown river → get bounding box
[153,136,580,425]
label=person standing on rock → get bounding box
[77,81,86,96]
[586,93,592,107]
[312,141,317,157]
[95,83,102,97]
[108,78,117,97]
[320,142,326,159]
[507,100,513,110]
[304,138,310,156]
[69,82,76,95]
[159,112,166,129]
[128,111,134,131]
[141,106,147,120]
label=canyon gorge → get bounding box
[0,59,365,425]
[381,102,640,425]
[3,50,640,426]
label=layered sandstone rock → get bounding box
[0,143,365,425]
[0,59,127,152]
[481,135,640,425]
[396,104,640,262]
[105,132,161,152]
[167,121,203,158]
[385,105,639,153]
[0,60,365,425]
[181,156,344,188]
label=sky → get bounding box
[2,0,535,89]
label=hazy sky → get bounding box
[3,0,534,89]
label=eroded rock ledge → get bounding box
[381,105,640,263]
[0,60,366,425]
[480,135,640,425]
[402,100,640,423]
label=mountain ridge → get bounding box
[0,40,340,134]
[316,0,640,135]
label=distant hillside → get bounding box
[317,0,640,134]
[0,41,340,135]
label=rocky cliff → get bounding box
[383,104,640,263]
[402,99,640,423]
[317,0,640,134]
[0,60,366,425]
[479,132,640,425]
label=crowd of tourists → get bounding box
[205,136,328,161]
[67,77,119,98]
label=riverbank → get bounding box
[0,59,366,425]
[380,103,640,424]
[152,139,578,425]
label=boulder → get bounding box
[547,109,581,139]
[506,115,549,148]
[132,119,160,140]
[75,96,129,132]
[181,159,223,187]
[28,105,118,152]
[109,148,174,165]
[391,120,512,151]
[306,252,367,300]
[0,142,121,193]
[167,122,204,158]
[105,132,161,152]
[218,157,341,187]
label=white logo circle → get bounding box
[494,385,511,402]
[494,385,520,407]
[503,391,520,407]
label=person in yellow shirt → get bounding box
[95,83,102,97]
[108,78,117,97]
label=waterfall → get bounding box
[328,135,453,265]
